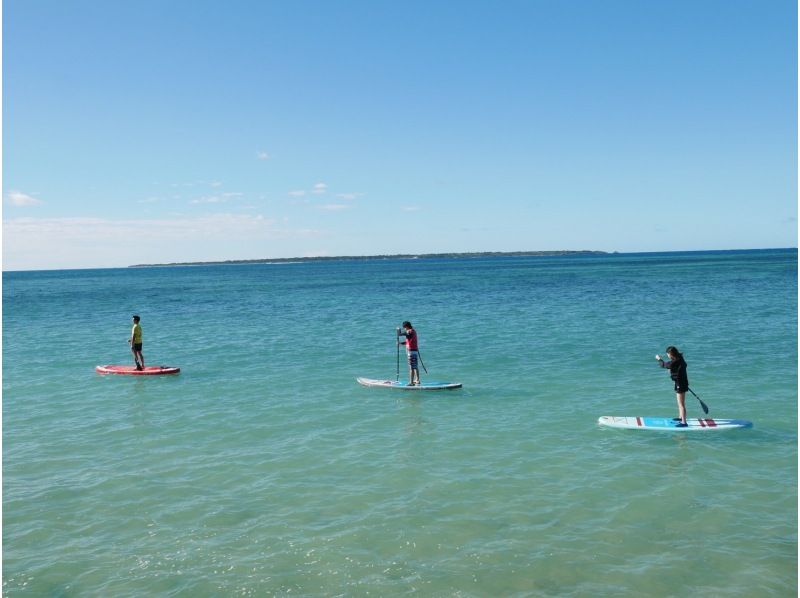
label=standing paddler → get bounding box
[129,315,145,371]
[397,321,421,386]
[656,346,689,426]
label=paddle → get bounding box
[688,388,710,414]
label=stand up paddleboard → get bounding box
[357,377,461,391]
[96,365,180,376]
[598,416,752,431]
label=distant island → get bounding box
[129,250,609,268]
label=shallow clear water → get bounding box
[3,250,797,596]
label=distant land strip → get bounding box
[129,250,609,268]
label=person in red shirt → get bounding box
[397,321,421,385]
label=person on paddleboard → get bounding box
[656,346,688,427]
[397,321,421,386]
[128,315,144,371]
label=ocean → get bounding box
[3,249,797,596]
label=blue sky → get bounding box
[3,0,797,270]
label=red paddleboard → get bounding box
[96,365,180,375]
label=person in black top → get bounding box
[656,346,689,426]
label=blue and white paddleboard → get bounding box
[598,416,752,431]
[357,377,462,391]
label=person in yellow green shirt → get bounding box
[128,315,144,370]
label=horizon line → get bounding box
[3,247,796,273]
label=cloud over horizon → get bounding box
[2,213,324,269]
[5,190,43,206]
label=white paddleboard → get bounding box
[598,416,752,431]
[356,377,462,391]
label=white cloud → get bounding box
[191,196,225,204]
[4,213,280,241]
[257,151,270,160]
[288,185,362,206]
[402,206,422,212]
[190,192,243,204]
[5,190,43,206]
[3,213,325,269]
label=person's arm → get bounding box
[655,355,672,369]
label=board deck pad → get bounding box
[598,416,752,431]
[96,365,181,376]
[357,377,462,390]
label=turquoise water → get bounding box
[3,250,797,596]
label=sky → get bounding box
[3,0,797,270]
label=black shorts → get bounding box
[674,382,688,393]
[132,343,143,352]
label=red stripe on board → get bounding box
[704,419,717,427]
[697,418,706,427]
[636,417,643,427]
